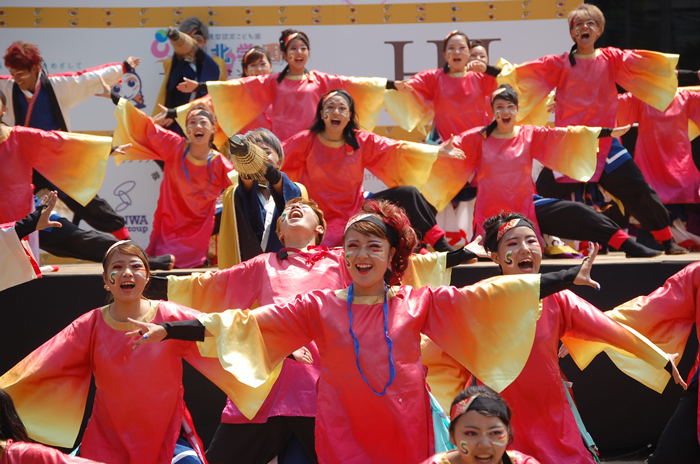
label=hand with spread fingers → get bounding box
[125,318,167,351]
[573,242,601,290]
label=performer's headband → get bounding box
[284,32,301,47]
[344,213,398,248]
[491,87,519,105]
[444,30,461,44]
[450,395,509,422]
[497,218,535,243]
[186,108,215,126]
[323,91,339,104]
[103,240,148,267]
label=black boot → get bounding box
[619,238,662,258]
[663,238,689,255]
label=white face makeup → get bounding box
[321,95,351,135]
[246,57,273,76]
[103,252,149,303]
[343,228,394,292]
[444,35,470,72]
[569,15,601,50]
[492,226,542,276]
[451,410,509,464]
[492,100,518,131]
[468,46,488,65]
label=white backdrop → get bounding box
[2,0,577,250]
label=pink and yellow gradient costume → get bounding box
[1,440,106,464]
[113,99,234,268]
[204,71,386,142]
[0,126,110,224]
[0,301,277,464]
[497,48,678,181]
[193,275,543,463]
[420,450,540,464]
[385,68,497,139]
[616,88,700,204]
[281,129,443,246]
[0,221,41,292]
[427,125,598,239]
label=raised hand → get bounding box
[94,76,113,99]
[438,135,466,160]
[110,143,132,156]
[465,234,488,259]
[611,124,632,138]
[394,80,414,93]
[573,242,601,290]
[292,347,314,365]
[153,103,175,128]
[177,77,199,93]
[125,318,167,351]
[125,56,141,69]
[36,191,62,231]
[466,60,487,73]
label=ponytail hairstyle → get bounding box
[309,89,360,150]
[344,199,418,285]
[241,46,273,77]
[0,389,30,442]
[442,30,470,73]
[479,84,520,139]
[277,29,310,82]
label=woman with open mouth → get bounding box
[421,386,538,464]
[174,29,390,143]
[0,241,269,464]
[112,99,234,268]
[281,88,465,249]
[128,199,603,463]
[388,30,499,142]
[464,211,684,464]
[427,84,659,258]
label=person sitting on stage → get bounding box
[468,211,682,464]
[112,99,234,268]
[0,388,106,464]
[420,386,540,464]
[217,128,305,268]
[0,241,270,464]
[1,41,139,242]
[498,3,686,254]
[154,16,226,134]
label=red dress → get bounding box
[617,89,700,204]
[420,449,540,464]
[113,100,234,267]
[0,440,104,464]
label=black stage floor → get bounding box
[1,253,698,456]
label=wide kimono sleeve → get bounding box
[421,128,481,212]
[164,302,279,421]
[15,128,111,207]
[195,292,318,388]
[360,130,439,190]
[421,274,542,392]
[2,440,107,464]
[603,262,700,384]
[49,63,125,111]
[207,74,276,137]
[112,98,184,165]
[0,223,40,292]
[528,125,599,182]
[496,55,564,126]
[616,92,642,126]
[280,130,316,182]
[609,47,679,112]
[684,88,700,142]
[315,71,387,131]
[384,69,438,134]
[403,252,451,289]
[167,259,262,313]
[0,312,96,447]
[554,291,671,393]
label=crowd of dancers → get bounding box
[1,3,700,464]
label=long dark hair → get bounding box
[308,89,360,149]
[0,389,30,442]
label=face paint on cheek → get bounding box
[490,432,509,447]
[504,250,514,267]
[459,440,470,456]
[495,110,501,120]
[281,211,287,222]
[134,270,148,280]
[531,246,542,257]
[109,271,117,284]
[345,252,351,268]
[323,110,329,119]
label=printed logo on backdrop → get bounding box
[112,71,146,109]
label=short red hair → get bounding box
[4,41,42,70]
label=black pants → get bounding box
[648,379,700,463]
[372,186,438,241]
[535,199,622,245]
[34,171,126,234]
[206,417,317,464]
[39,218,120,262]
[536,159,670,232]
